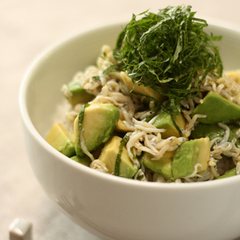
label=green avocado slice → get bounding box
[217,167,236,179]
[66,82,95,106]
[190,123,240,146]
[46,123,75,157]
[152,111,185,138]
[190,123,225,141]
[142,151,173,179]
[192,91,240,124]
[99,136,137,178]
[71,155,91,167]
[74,103,120,157]
[172,138,210,179]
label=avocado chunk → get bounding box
[142,151,173,179]
[121,72,165,102]
[217,167,236,179]
[229,125,240,146]
[46,123,75,157]
[152,111,185,138]
[99,136,137,178]
[74,103,120,157]
[71,155,91,167]
[172,138,210,178]
[190,123,240,145]
[190,123,227,141]
[67,81,94,106]
[116,119,130,132]
[192,91,240,124]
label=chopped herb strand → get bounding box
[114,134,130,176]
[76,103,90,157]
[92,76,101,81]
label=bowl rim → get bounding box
[19,20,240,190]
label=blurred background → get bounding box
[1,0,240,239]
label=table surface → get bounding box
[1,1,240,239]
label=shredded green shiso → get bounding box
[114,134,130,176]
[76,103,90,157]
[104,5,223,105]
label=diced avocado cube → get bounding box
[67,82,94,106]
[190,123,240,145]
[74,103,120,156]
[172,138,210,178]
[46,123,75,157]
[71,155,91,167]
[229,125,240,146]
[121,72,165,102]
[192,91,240,124]
[99,136,137,178]
[217,167,236,179]
[142,151,173,179]
[190,123,226,141]
[116,119,131,132]
[152,111,185,138]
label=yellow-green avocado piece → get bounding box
[121,71,165,102]
[74,103,120,156]
[152,111,185,138]
[99,136,137,178]
[172,138,210,178]
[217,167,236,179]
[46,123,75,157]
[192,91,240,124]
[190,123,240,145]
[67,81,94,106]
[71,155,91,167]
[142,151,173,179]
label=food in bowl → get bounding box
[20,5,240,240]
[46,5,240,183]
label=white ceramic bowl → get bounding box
[20,21,240,240]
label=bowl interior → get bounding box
[206,24,240,70]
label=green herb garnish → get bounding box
[92,76,101,81]
[76,103,90,157]
[104,5,223,104]
[114,134,130,176]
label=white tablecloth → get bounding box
[1,1,240,239]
